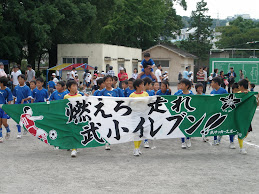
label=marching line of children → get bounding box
[1,73,258,158]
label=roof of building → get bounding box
[143,44,198,59]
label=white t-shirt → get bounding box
[70,71,76,79]
[155,69,162,82]
[53,77,59,84]
[85,73,92,82]
[203,70,208,81]
[11,71,21,85]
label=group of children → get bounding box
[0,73,258,157]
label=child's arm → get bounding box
[22,97,31,104]
[150,72,157,81]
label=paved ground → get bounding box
[0,87,258,194]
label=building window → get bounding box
[76,58,88,64]
[154,60,170,68]
[63,57,88,64]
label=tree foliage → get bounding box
[0,0,186,67]
[178,0,213,64]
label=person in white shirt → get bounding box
[162,71,169,81]
[11,65,21,89]
[188,71,194,87]
[0,62,7,77]
[155,64,162,86]
[70,67,76,80]
[52,73,59,84]
[203,67,208,93]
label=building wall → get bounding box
[145,46,195,83]
[57,44,141,79]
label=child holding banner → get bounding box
[63,80,82,157]
[129,79,149,156]
[13,74,32,139]
[31,77,48,103]
[111,76,124,97]
[93,78,105,96]
[49,81,67,101]
[143,77,155,97]
[0,77,13,143]
[98,75,120,150]
[124,78,135,97]
[156,81,171,95]
[174,79,193,148]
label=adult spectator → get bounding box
[118,67,128,88]
[107,66,115,77]
[203,67,208,93]
[239,70,244,81]
[183,67,189,79]
[11,65,21,89]
[227,67,236,93]
[155,64,162,85]
[132,68,138,79]
[138,65,157,81]
[213,69,218,78]
[52,73,59,85]
[178,71,182,81]
[70,67,76,80]
[25,65,35,84]
[0,62,7,77]
[196,67,205,86]
[162,71,169,81]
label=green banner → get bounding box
[2,93,257,149]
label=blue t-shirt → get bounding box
[48,81,56,89]
[210,87,228,95]
[157,89,171,95]
[174,90,194,95]
[13,85,31,104]
[116,87,125,97]
[141,59,155,67]
[49,90,67,101]
[124,88,135,97]
[0,87,13,104]
[98,88,120,97]
[32,88,49,102]
[146,90,155,96]
[93,90,101,96]
[251,88,254,92]
[183,71,189,79]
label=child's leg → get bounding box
[134,141,141,149]
[2,118,10,139]
[229,135,234,143]
[150,72,157,80]
[0,118,3,139]
[181,138,185,143]
[238,138,243,149]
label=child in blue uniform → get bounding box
[124,78,135,97]
[93,78,105,96]
[143,77,155,97]
[210,77,235,146]
[174,79,193,148]
[49,81,67,101]
[98,75,120,150]
[13,74,32,138]
[112,76,124,97]
[195,83,204,95]
[0,77,13,143]
[48,77,56,96]
[157,81,171,95]
[31,77,48,103]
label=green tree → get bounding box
[179,0,213,65]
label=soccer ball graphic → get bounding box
[49,130,58,140]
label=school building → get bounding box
[57,43,142,78]
[143,44,197,84]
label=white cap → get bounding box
[165,71,168,74]
[101,72,106,75]
[119,67,124,71]
[75,74,78,77]
[189,71,193,74]
[52,73,56,76]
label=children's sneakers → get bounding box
[133,149,140,156]
[105,143,111,150]
[144,140,149,148]
[239,148,247,155]
[71,149,77,157]
[186,139,191,148]
[5,132,11,140]
[181,142,187,149]
[0,137,3,143]
[213,140,219,145]
[217,136,222,144]
[17,133,22,139]
[229,142,236,149]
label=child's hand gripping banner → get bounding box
[2,93,257,149]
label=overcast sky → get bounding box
[174,0,259,19]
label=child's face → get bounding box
[30,82,36,90]
[99,83,105,90]
[69,84,78,93]
[232,88,240,93]
[196,86,203,95]
[56,84,64,92]
[149,84,154,90]
[122,83,128,89]
[139,83,144,91]
[211,81,217,89]
[144,56,150,61]
[105,77,113,88]
[128,81,133,89]
[180,83,189,91]
[18,77,25,85]
[161,83,167,92]
[36,81,43,88]
[154,83,159,91]
[177,83,181,90]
